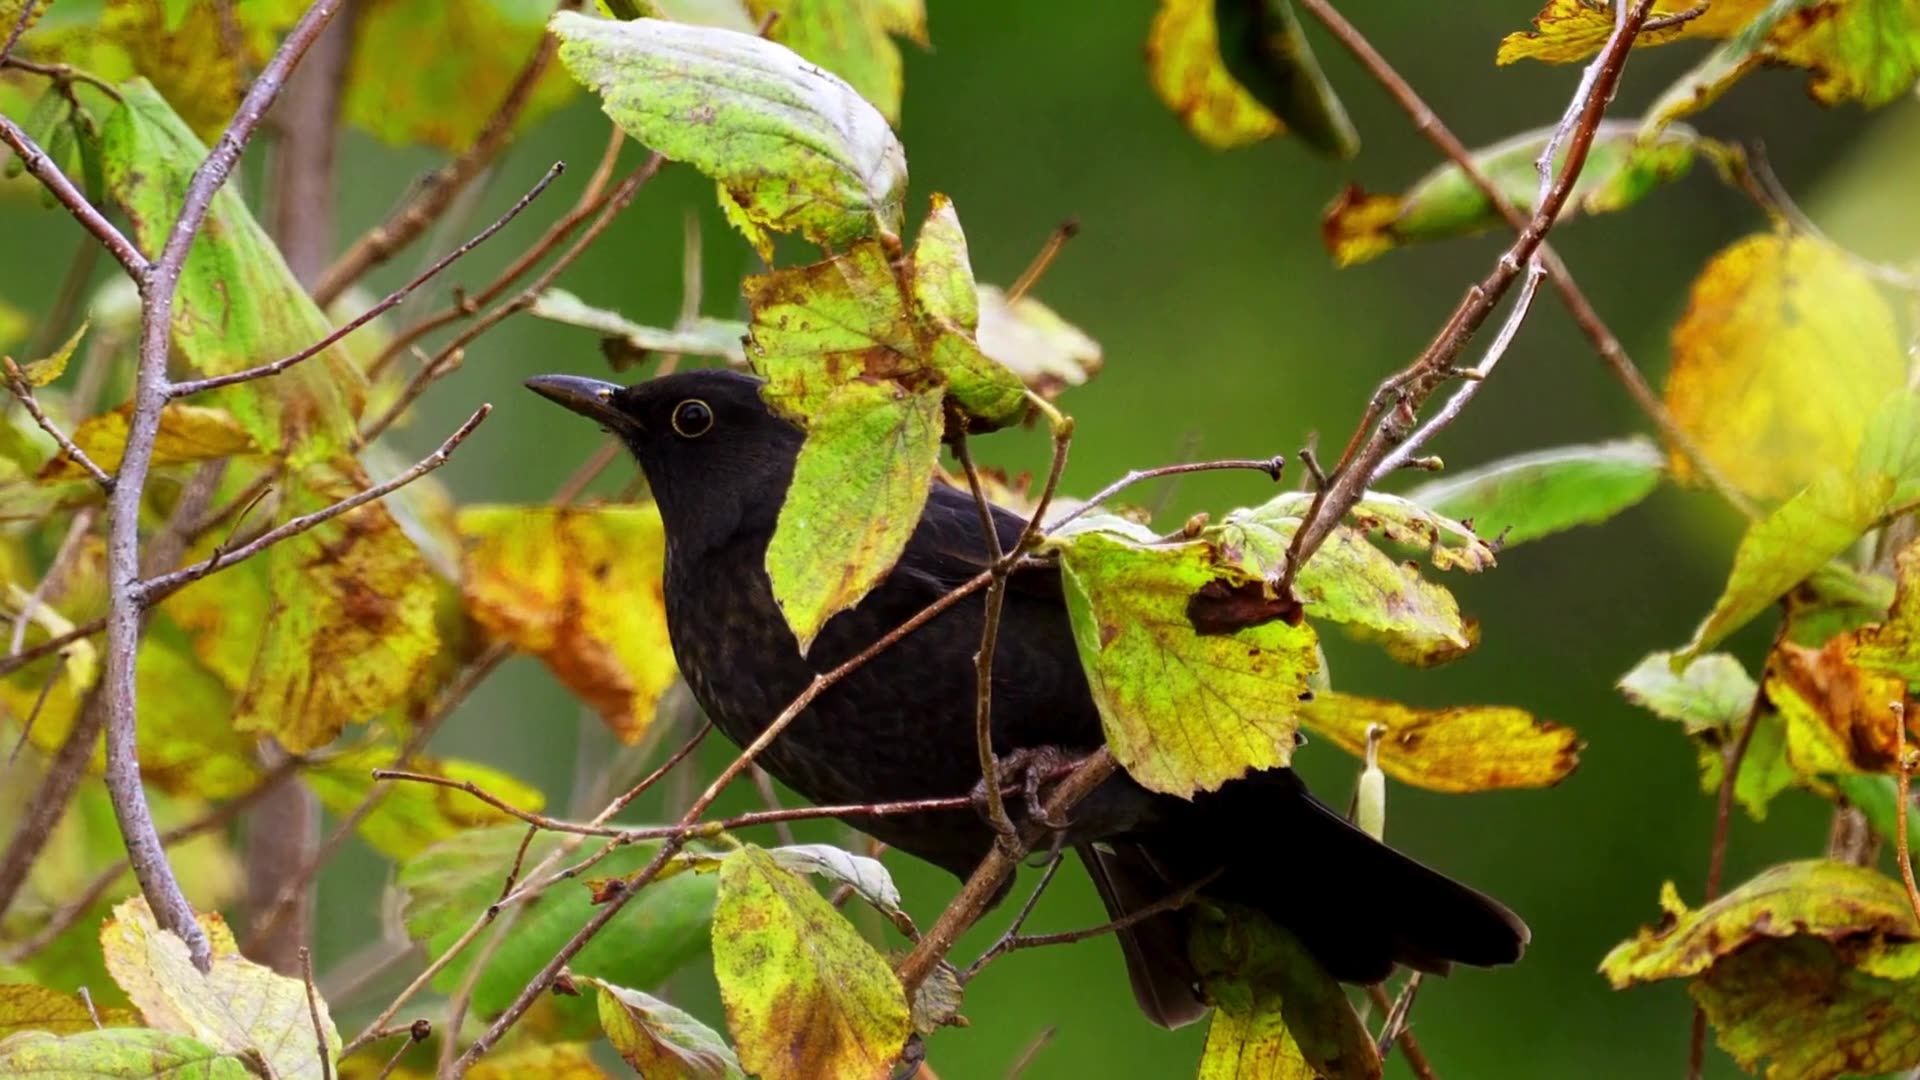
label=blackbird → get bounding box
[527,368,1527,1028]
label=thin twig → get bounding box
[10,508,96,657]
[311,1,581,305]
[355,155,666,447]
[0,0,45,66]
[952,433,1015,841]
[1,56,125,103]
[3,362,113,488]
[1367,981,1436,1080]
[747,766,796,847]
[970,869,1220,975]
[105,0,347,973]
[1276,0,1663,598]
[1370,259,1546,481]
[1005,1026,1058,1079]
[1895,702,1920,929]
[1047,456,1285,535]
[0,117,147,280]
[1005,219,1079,304]
[1298,0,1756,520]
[963,855,1064,978]
[298,948,334,1080]
[140,406,490,605]
[171,163,565,398]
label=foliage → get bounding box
[0,0,1914,1077]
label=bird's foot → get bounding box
[971,745,1077,843]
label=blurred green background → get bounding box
[4,2,1918,1076]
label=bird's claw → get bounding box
[971,745,1076,840]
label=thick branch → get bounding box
[107,0,345,971]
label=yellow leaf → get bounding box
[303,741,548,861]
[96,0,310,138]
[1855,536,1920,683]
[1299,692,1581,793]
[1145,0,1281,150]
[14,319,87,388]
[712,846,910,1080]
[457,504,677,743]
[466,1043,612,1080]
[1498,0,1768,64]
[1665,233,1904,499]
[588,978,743,1079]
[1764,634,1911,775]
[1772,0,1920,106]
[39,402,258,480]
[1320,186,1403,268]
[0,984,138,1038]
[101,897,338,1080]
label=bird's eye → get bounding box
[671,398,714,439]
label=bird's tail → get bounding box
[1081,768,1528,1029]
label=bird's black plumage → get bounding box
[527,368,1528,1028]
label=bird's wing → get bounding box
[892,480,1065,603]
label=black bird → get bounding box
[527,368,1528,1028]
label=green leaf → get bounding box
[553,11,909,250]
[1857,390,1920,509]
[531,287,747,366]
[1048,520,1320,797]
[764,379,942,651]
[1212,0,1358,158]
[1191,903,1380,1080]
[745,0,927,124]
[0,1028,254,1079]
[712,845,910,1080]
[101,81,364,467]
[974,284,1103,399]
[399,825,716,1019]
[345,0,578,149]
[100,898,339,1080]
[1405,438,1665,546]
[1643,0,1807,131]
[1209,498,1476,666]
[1323,122,1702,267]
[1618,650,1792,818]
[1676,470,1894,666]
[13,318,88,388]
[673,842,911,933]
[303,741,549,861]
[1298,691,1579,793]
[1602,862,1920,1079]
[457,504,679,743]
[588,978,744,1080]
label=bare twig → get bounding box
[1048,457,1285,535]
[311,0,580,305]
[1298,0,1757,521]
[298,948,334,1080]
[1005,219,1079,304]
[969,868,1219,976]
[952,434,1016,841]
[0,117,147,280]
[1895,702,1920,929]
[172,163,565,398]
[356,154,666,447]
[1,56,125,102]
[1370,259,1547,481]
[1367,981,1436,1080]
[0,0,45,66]
[1277,0,1664,598]
[1005,1026,1057,1079]
[3,362,113,488]
[10,509,96,658]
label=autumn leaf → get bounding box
[712,846,910,1080]
[1297,692,1579,793]
[1191,903,1380,1080]
[1602,862,1920,1079]
[746,0,927,124]
[10,318,86,388]
[531,288,748,367]
[1322,122,1702,267]
[1405,438,1665,546]
[65,0,309,138]
[458,504,678,742]
[0,985,137,1038]
[102,81,366,467]
[345,0,578,149]
[1676,471,1893,665]
[1618,650,1793,818]
[1047,519,1320,797]
[1765,634,1910,776]
[587,978,745,1080]
[975,285,1103,399]
[466,1043,611,1080]
[1145,0,1281,150]
[554,12,909,249]
[672,842,912,934]
[1207,498,1476,666]
[1665,233,1904,499]
[399,826,715,1019]
[1855,537,1920,683]
[302,741,549,861]
[1643,0,1809,130]
[0,1028,255,1079]
[39,402,257,480]
[1498,0,1762,64]
[100,897,339,1080]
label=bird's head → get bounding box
[525,368,804,556]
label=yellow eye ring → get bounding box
[672,398,714,438]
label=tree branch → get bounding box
[0,115,148,280]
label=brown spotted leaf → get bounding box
[458,504,677,743]
[1298,692,1580,793]
[587,977,744,1079]
[1146,0,1281,150]
[1765,634,1911,776]
[0,985,138,1039]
